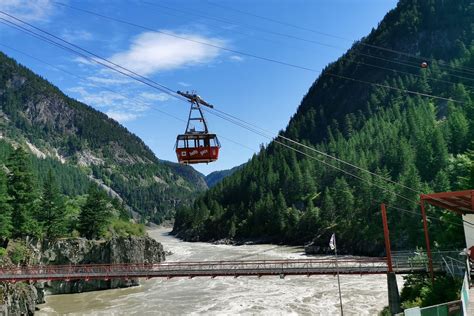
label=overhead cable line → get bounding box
[348,59,474,89]
[327,72,462,104]
[44,4,467,105]
[0,14,186,104]
[1,9,469,231]
[51,2,322,74]
[141,1,474,84]
[205,0,474,75]
[0,40,255,154]
[0,11,455,205]
[352,50,474,83]
[137,1,285,47]
[0,10,456,199]
[204,107,419,205]
[387,205,474,228]
[210,106,421,194]
[3,31,466,224]
[0,38,185,122]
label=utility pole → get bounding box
[330,233,343,316]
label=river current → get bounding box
[37,228,402,315]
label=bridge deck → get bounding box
[0,258,439,283]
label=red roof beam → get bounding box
[420,190,474,215]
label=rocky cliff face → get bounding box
[0,283,38,316]
[37,236,165,294]
[0,235,166,314]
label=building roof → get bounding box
[420,190,474,215]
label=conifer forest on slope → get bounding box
[173,0,474,254]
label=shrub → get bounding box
[8,242,29,265]
[106,219,145,238]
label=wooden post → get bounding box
[381,203,393,272]
[420,199,434,283]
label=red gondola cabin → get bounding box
[175,91,221,164]
[176,134,220,164]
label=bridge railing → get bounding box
[3,251,462,283]
[0,256,436,282]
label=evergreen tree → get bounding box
[172,0,474,252]
[6,148,40,238]
[38,170,67,239]
[0,169,12,241]
[321,187,336,223]
[78,185,110,239]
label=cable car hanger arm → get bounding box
[177,90,214,108]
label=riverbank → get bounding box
[37,227,403,315]
[0,234,165,315]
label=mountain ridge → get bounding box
[0,51,207,222]
[173,0,473,254]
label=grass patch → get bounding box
[105,219,146,238]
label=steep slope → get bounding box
[174,0,474,254]
[205,164,244,188]
[0,51,206,222]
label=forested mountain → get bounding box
[174,0,474,254]
[0,51,206,222]
[205,164,244,188]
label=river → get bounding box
[37,228,402,315]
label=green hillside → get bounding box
[0,51,206,222]
[173,0,474,254]
[205,164,244,188]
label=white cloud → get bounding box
[106,111,139,123]
[61,29,93,42]
[0,0,55,22]
[178,81,191,87]
[87,76,132,86]
[73,56,99,66]
[139,92,170,102]
[109,31,225,75]
[67,85,156,123]
[230,55,244,62]
[68,87,126,108]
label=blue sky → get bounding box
[0,0,397,175]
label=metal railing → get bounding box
[0,256,442,283]
[1,249,464,283]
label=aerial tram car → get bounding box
[175,91,221,164]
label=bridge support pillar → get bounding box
[387,272,401,315]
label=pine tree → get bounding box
[0,169,12,241]
[6,148,40,238]
[321,187,336,223]
[78,185,110,239]
[38,170,67,239]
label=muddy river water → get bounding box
[37,228,402,315]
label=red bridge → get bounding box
[0,255,456,283]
